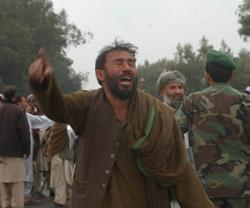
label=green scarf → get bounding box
[126,90,187,186]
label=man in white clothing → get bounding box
[47,122,78,208]
[15,96,53,205]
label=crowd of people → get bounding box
[0,88,77,208]
[1,40,250,208]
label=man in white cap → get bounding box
[156,70,186,110]
[245,86,250,94]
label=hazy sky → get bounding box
[51,0,248,89]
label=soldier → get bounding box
[156,70,186,110]
[176,50,250,207]
[46,122,77,208]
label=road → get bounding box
[0,197,54,208]
[25,197,54,208]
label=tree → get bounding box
[138,37,250,97]
[220,40,233,56]
[173,42,203,93]
[232,49,250,90]
[196,36,214,64]
[0,2,34,93]
[0,0,92,94]
[238,0,250,40]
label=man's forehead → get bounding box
[165,82,184,88]
[106,50,134,60]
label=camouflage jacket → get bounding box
[176,83,250,198]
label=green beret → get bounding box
[206,50,237,70]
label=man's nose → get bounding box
[122,62,132,73]
[175,88,182,94]
[123,62,131,70]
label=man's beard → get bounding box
[105,72,138,100]
[163,95,183,110]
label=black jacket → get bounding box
[0,102,30,157]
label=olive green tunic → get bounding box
[31,77,214,208]
[102,124,148,208]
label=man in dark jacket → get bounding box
[0,85,30,208]
[28,41,214,208]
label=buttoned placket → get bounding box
[101,139,120,189]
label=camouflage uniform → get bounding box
[176,83,250,207]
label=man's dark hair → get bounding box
[95,40,138,85]
[95,40,138,70]
[15,95,23,104]
[205,63,233,83]
[3,85,17,102]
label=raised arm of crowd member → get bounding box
[28,40,214,208]
[28,48,53,90]
[28,49,88,133]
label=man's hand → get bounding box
[28,48,52,89]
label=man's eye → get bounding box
[114,62,122,66]
[128,61,135,67]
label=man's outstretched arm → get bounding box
[29,48,53,90]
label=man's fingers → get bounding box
[44,64,53,79]
[28,59,44,83]
[37,48,48,60]
[37,48,50,68]
[28,48,52,88]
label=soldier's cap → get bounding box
[156,70,186,94]
[206,50,237,70]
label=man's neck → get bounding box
[103,87,129,122]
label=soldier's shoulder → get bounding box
[183,88,216,113]
[185,89,205,103]
[224,86,243,96]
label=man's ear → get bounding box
[204,71,213,85]
[204,71,209,80]
[159,88,165,98]
[95,69,105,82]
[229,71,234,82]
